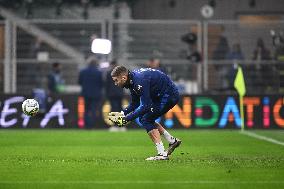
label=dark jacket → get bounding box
[123,68,178,121]
[79,65,103,98]
[47,71,65,93]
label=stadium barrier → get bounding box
[3,19,284,94]
[0,94,284,129]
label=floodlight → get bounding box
[91,38,112,55]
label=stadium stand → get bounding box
[1,1,284,94]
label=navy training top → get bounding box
[123,68,178,121]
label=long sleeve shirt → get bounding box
[123,68,178,121]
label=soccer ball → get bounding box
[22,99,39,116]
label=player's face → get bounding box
[112,74,127,88]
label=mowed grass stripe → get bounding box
[0,180,284,184]
[0,130,284,189]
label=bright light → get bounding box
[91,38,112,54]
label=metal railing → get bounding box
[203,20,284,91]
[1,19,284,94]
[108,19,201,61]
[19,19,106,59]
[204,60,283,94]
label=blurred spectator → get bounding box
[30,37,49,61]
[186,43,202,63]
[211,27,230,91]
[30,38,43,57]
[180,32,201,63]
[225,43,245,90]
[180,31,201,91]
[33,88,47,114]
[105,60,124,112]
[47,62,65,95]
[181,32,197,46]
[271,30,284,61]
[226,43,244,60]
[274,44,284,61]
[105,60,126,131]
[271,31,284,91]
[212,27,230,60]
[79,56,103,128]
[252,38,271,92]
[252,38,271,61]
[146,58,167,73]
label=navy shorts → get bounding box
[139,90,179,132]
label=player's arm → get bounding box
[108,90,140,127]
[122,90,140,115]
[125,79,152,121]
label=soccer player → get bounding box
[109,66,181,160]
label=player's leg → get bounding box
[139,115,168,160]
[155,122,175,144]
[148,129,166,155]
[155,122,182,155]
[152,91,182,155]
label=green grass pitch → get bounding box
[0,129,283,189]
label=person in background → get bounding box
[105,60,125,131]
[30,37,45,59]
[226,43,244,60]
[79,56,103,128]
[212,26,230,60]
[211,26,230,91]
[252,38,272,92]
[226,43,245,91]
[47,62,65,95]
[180,32,201,63]
[253,38,271,61]
[146,58,167,74]
[186,43,202,63]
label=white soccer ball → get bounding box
[22,99,39,116]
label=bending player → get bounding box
[108,66,181,160]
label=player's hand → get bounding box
[114,116,129,127]
[108,111,124,117]
[108,111,128,127]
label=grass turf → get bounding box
[0,129,283,189]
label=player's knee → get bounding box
[139,117,156,133]
[145,125,157,133]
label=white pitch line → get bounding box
[240,131,284,146]
[0,181,284,184]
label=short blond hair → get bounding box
[111,66,128,77]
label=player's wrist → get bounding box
[124,116,130,122]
